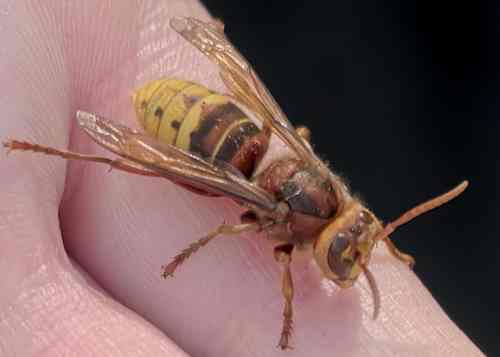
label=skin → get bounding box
[0,1,485,356]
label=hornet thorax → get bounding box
[255,158,341,244]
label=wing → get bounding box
[170,17,329,173]
[76,111,277,211]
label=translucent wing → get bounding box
[170,17,327,171]
[76,111,277,211]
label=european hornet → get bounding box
[3,17,468,349]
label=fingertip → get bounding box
[358,245,484,356]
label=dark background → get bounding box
[201,0,498,355]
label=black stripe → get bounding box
[215,121,259,163]
[189,102,245,158]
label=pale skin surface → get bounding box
[0,1,485,356]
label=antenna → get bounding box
[374,180,468,243]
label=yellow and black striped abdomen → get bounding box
[132,79,267,177]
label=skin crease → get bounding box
[0,1,484,356]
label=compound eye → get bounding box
[327,233,356,281]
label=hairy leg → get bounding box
[162,222,263,278]
[274,243,295,350]
[3,140,159,177]
[383,237,415,268]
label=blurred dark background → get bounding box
[201,0,498,355]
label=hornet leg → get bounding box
[3,140,160,177]
[274,243,295,350]
[383,237,415,268]
[162,222,263,278]
[295,126,311,142]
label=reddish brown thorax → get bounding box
[255,158,340,244]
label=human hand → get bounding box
[0,1,484,356]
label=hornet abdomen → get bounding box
[133,79,269,177]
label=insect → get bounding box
[3,17,468,350]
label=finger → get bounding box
[0,1,203,356]
[56,3,484,357]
